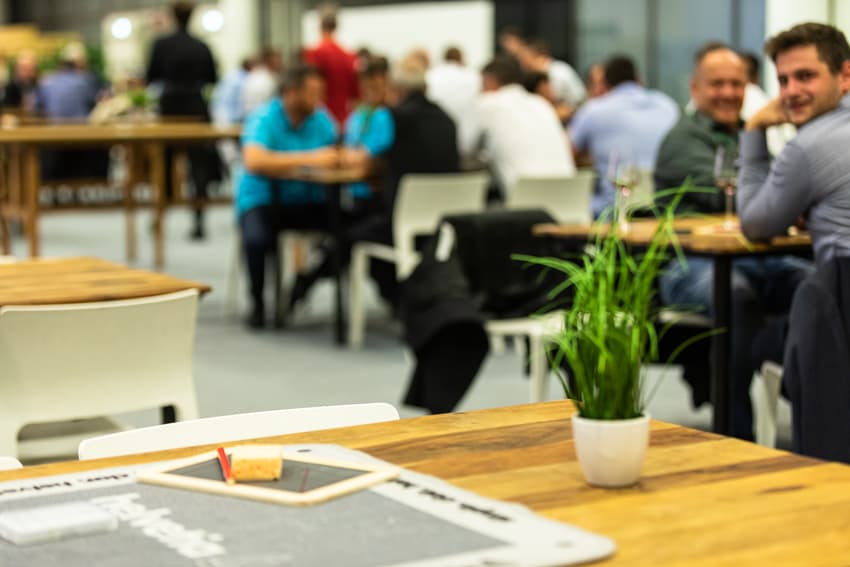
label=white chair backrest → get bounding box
[393,172,489,279]
[507,171,595,224]
[618,169,655,215]
[0,290,200,457]
[78,402,401,460]
[0,456,22,470]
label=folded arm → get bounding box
[737,129,811,240]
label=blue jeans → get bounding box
[660,255,813,440]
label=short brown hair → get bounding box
[765,22,850,74]
[172,1,194,29]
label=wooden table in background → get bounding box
[0,256,211,305]
[535,216,813,435]
[0,122,241,268]
[2,400,848,565]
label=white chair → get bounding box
[348,172,489,348]
[506,171,595,225]
[78,402,400,460]
[0,289,201,460]
[485,312,565,402]
[0,456,22,470]
[754,360,785,448]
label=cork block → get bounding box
[230,445,283,481]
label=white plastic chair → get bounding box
[485,312,565,402]
[754,360,784,448]
[348,172,489,348]
[506,171,594,225]
[0,456,22,470]
[0,289,201,460]
[78,402,400,460]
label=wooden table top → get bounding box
[286,165,368,184]
[535,215,813,255]
[0,122,241,144]
[0,257,211,305]
[4,400,848,565]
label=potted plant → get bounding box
[518,190,705,487]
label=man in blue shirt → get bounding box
[569,55,679,217]
[237,65,341,328]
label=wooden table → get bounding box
[0,122,241,268]
[2,400,848,565]
[0,256,211,305]
[535,216,813,435]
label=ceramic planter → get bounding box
[571,414,650,488]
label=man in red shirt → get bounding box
[303,9,359,125]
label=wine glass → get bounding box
[714,146,738,230]
[607,151,641,234]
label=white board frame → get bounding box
[136,448,400,506]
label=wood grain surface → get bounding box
[2,400,847,565]
[0,122,241,145]
[534,215,813,255]
[0,257,211,305]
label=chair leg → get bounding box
[754,362,783,447]
[161,405,176,424]
[528,333,548,403]
[348,245,368,349]
[223,231,242,317]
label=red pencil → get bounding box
[217,447,235,485]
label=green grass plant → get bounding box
[516,185,712,420]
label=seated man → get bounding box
[469,56,575,201]
[654,43,811,440]
[346,54,460,306]
[569,55,678,217]
[341,55,395,205]
[738,24,850,455]
[739,22,850,263]
[237,65,341,329]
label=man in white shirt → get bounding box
[520,40,586,109]
[426,46,481,154]
[469,57,576,198]
[241,47,283,118]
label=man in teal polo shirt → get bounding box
[237,65,341,329]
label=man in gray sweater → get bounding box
[738,22,850,265]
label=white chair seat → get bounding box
[0,456,22,470]
[78,402,400,460]
[486,312,565,403]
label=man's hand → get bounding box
[745,98,789,131]
[340,147,369,168]
[307,147,341,168]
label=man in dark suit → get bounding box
[146,1,219,239]
[347,54,460,305]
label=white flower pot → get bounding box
[571,414,651,488]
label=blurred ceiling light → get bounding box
[111,17,133,40]
[201,9,224,33]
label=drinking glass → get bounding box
[607,151,640,234]
[714,146,737,230]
